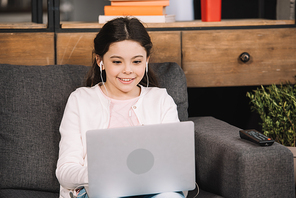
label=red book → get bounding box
[104,6,166,16]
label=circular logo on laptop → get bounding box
[127,149,154,174]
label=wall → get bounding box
[277,0,295,20]
[72,0,110,22]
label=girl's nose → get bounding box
[123,64,133,74]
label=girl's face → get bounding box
[97,40,149,100]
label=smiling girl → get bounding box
[56,17,184,198]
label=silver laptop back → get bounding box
[86,121,195,198]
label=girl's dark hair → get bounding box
[86,17,158,87]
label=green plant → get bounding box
[246,80,296,146]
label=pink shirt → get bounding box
[99,87,140,128]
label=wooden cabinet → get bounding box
[182,28,296,87]
[57,20,296,87]
[0,20,295,87]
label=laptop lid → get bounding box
[86,121,195,198]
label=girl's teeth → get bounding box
[121,78,132,81]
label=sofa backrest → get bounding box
[0,62,188,193]
[0,64,89,192]
[150,62,188,121]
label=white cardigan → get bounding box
[56,84,179,198]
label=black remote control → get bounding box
[239,129,274,146]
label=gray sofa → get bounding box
[0,63,294,198]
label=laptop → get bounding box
[85,121,195,198]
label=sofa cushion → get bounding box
[0,189,59,198]
[0,64,90,192]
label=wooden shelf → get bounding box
[0,22,47,29]
[1,19,293,29]
[60,19,295,29]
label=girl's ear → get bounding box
[96,56,104,70]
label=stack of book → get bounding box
[99,0,175,24]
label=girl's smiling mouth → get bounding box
[118,77,136,83]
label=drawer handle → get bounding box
[239,52,250,63]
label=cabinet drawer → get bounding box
[57,33,96,66]
[0,33,55,66]
[149,31,181,66]
[182,28,296,87]
[57,31,181,66]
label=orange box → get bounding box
[201,0,222,22]
[111,1,170,6]
[104,6,165,16]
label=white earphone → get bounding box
[145,62,149,87]
[98,60,109,96]
[99,61,103,72]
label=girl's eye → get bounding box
[112,60,121,64]
[133,60,142,64]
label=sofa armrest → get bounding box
[189,116,295,198]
